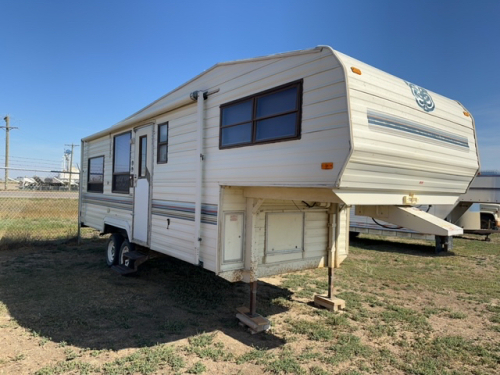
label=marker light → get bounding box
[321,163,334,170]
[351,67,362,75]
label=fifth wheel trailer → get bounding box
[79,46,479,332]
[350,173,500,244]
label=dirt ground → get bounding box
[0,234,499,374]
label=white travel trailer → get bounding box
[79,46,479,331]
[350,173,500,243]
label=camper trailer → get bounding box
[350,173,500,242]
[79,46,479,331]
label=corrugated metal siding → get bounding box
[335,51,479,194]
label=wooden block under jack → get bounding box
[236,306,270,334]
[314,295,346,312]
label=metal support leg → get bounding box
[249,281,257,317]
[327,267,334,299]
[435,235,453,253]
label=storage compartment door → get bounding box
[221,212,244,270]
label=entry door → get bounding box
[133,126,153,244]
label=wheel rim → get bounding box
[107,241,115,263]
[121,246,130,267]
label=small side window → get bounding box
[138,135,147,178]
[112,131,131,193]
[88,156,104,193]
[157,122,168,164]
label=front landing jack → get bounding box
[236,281,270,334]
[314,267,345,312]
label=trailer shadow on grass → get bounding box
[0,239,289,351]
[350,235,446,257]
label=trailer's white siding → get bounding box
[159,48,349,187]
[217,187,332,280]
[81,136,133,233]
[334,50,479,194]
[335,205,350,266]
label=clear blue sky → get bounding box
[0,0,499,174]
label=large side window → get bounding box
[157,122,168,163]
[112,132,131,193]
[87,156,104,193]
[220,80,302,149]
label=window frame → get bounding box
[219,80,303,149]
[157,122,169,164]
[87,155,104,193]
[112,131,132,194]
[138,135,147,179]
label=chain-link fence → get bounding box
[0,167,86,249]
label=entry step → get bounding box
[123,251,148,261]
[111,265,137,275]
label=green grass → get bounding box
[323,334,372,365]
[265,348,306,375]
[287,319,335,341]
[101,345,185,374]
[185,333,233,362]
[35,360,98,375]
[0,197,79,247]
[187,361,206,374]
[1,232,499,374]
[236,346,273,365]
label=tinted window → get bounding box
[112,132,131,193]
[157,122,168,164]
[220,81,302,149]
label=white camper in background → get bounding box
[350,173,500,244]
[79,46,479,332]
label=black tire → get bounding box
[349,231,360,240]
[118,239,135,268]
[106,234,123,267]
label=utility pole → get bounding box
[1,116,19,191]
[65,143,79,190]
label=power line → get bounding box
[8,155,64,163]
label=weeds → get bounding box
[188,361,206,374]
[102,344,184,374]
[0,233,499,374]
[236,346,272,365]
[265,348,305,375]
[186,333,233,361]
[35,361,97,375]
[324,334,371,365]
[447,311,468,319]
[287,319,334,341]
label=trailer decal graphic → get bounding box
[151,200,217,225]
[405,81,435,112]
[367,110,469,149]
[82,194,133,211]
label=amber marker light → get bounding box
[463,111,470,117]
[351,67,362,75]
[321,163,334,170]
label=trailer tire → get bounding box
[106,234,123,267]
[118,239,135,268]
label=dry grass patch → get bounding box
[0,233,499,374]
